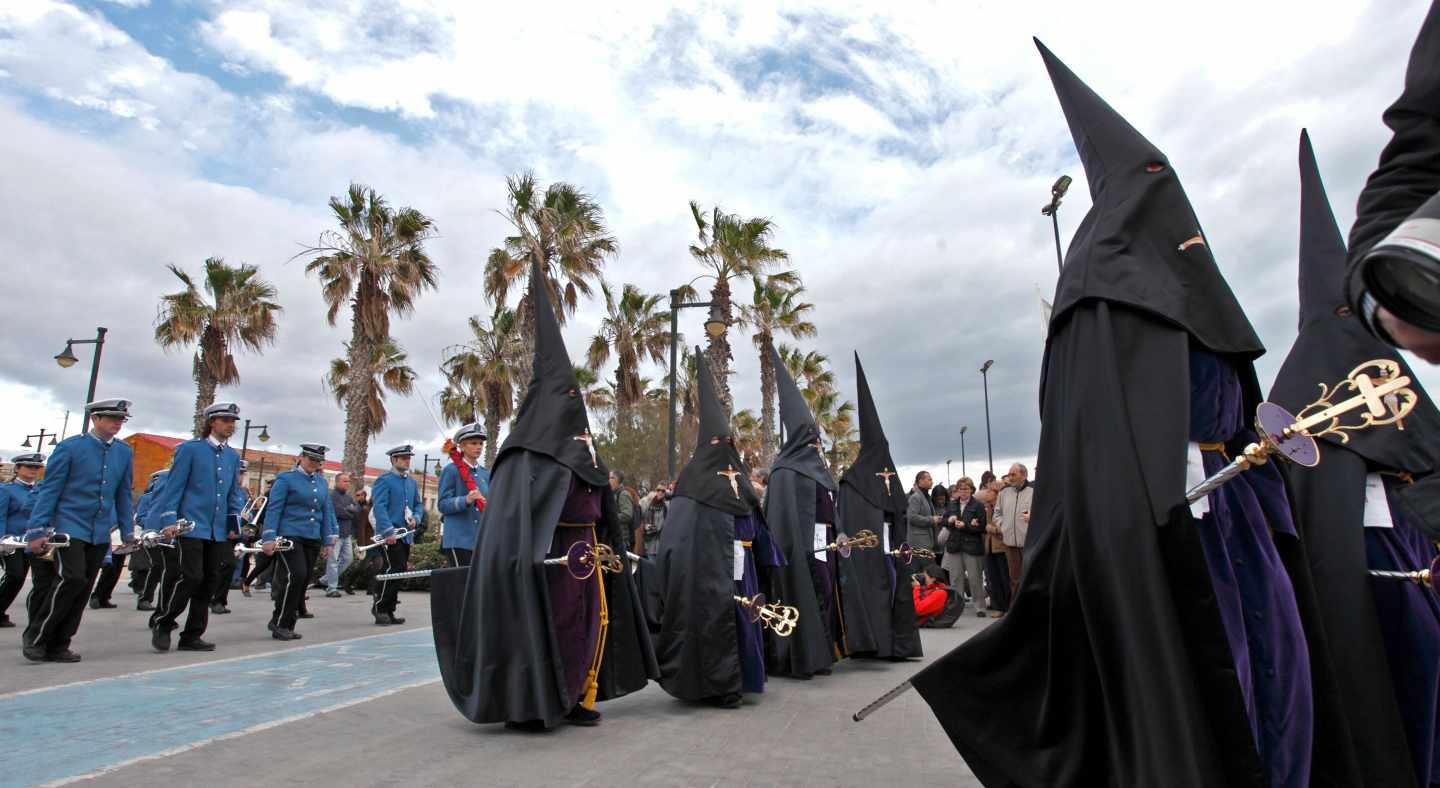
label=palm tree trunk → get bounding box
[342,311,372,480]
[706,278,734,415]
[514,293,537,396]
[192,354,217,438]
[483,404,500,468]
[758,334,776,464]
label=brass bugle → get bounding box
[113,530,179,555]
[733,593,800,637]
[355,528,413,555]
[234,537,294,556]
[0,532,69,556]
[239,495,267,527]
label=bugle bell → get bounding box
[234,536,294,556]
[733,593,800,637]
[543,540,623,580]
[355,528,412,555]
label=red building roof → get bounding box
[126,432,387,478]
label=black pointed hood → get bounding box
[839,353,908,514]
[673,348,760,514]
[769,344,836,490]
[1270,130,1439,475]
[496,257,608,486]
[1035,39,1263,359]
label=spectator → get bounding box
[322,473,360,597]
[912,564,957,627]
[749,468,769,508]
[906,471,941,566]
[930,484,949,558]
[979,469,997,492]
[993,463,1034,600]
[609,470,635,553]
[942,477,988,618]
[639,481,670,557]
[978,485,1009,617]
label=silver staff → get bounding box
[355,528,413,555]
[852,358,1419,724]
[374,546,647,582]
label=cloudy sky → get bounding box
[1,0,1435,484]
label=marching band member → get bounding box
[437,424,488,568]
[260,444,336,641]
[132,468,169,611]
[209,461,250,615]
[22,399,136,663]
[147,402,245,653]
[0,453,45,628]
[371,445,422,625]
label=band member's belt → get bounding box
[557,520,598,529]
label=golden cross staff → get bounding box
[851,358,1419,725]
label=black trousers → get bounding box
[212,539,239,606]
[372,542,410,615]
[271,538,320,630]
[139,545,168,604]
[152,538,228,641]
[24,540,107,652]
[0,551,30,618]
[148,543,182,628]
[91,552,125,603]
[446,547,472,568]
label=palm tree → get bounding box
[688,201,789,412]
[154,257,282,437]
[574,366,616,418]
[483,173,617,386]
[737,273,815,463]
[324,338,417,437]
[779,345,835,400]
[439,308,524,466]
[586,282,672,419]
[302,183,439,478]
[733,409,763,468]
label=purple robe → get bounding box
[734,512,783,694]
[1190,350,1313,788]
[1367,474,1440,784]
[812,486,843,656]
[544,478,604,708]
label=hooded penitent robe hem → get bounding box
[762,467,834,677]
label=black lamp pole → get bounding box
[980,360,995,474]
[421,453,443,507]
[239,420,269,465]
[960,425,968,479]
[22,429,57,449]
[1041,175,1072,273]
[666,289,724,480]
[55,327,107,433]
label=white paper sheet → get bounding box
[813,524,828,553]
[882,525,891,554]
[1363,473,1395,528]
[733,540,745,580]
[1186,442,1211,519]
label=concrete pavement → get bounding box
[0,574,986,787]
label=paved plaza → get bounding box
[0,575,983,787]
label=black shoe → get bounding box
[564,706,602,726]
[374,613,394,626]
[297,611,314,619]
[22,644,47,662]
[151,626,172,652]
[209,603,230,615]
[325,590,341,598]
[0,615,13,628]
[267,620,278,633]
[976,611,988,617]
[389,616,406,625]
[178,638,216,652]
[343,588,354,596]
[89,597,100,610]
[271,628,302,641]
[46,649,82,663]
[705,693,743,709]
[137,600,155,611]
[504,720,552,733]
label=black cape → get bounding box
[431,255,655,725]
[911,41,1350,786]
[761,345,839,677]
[836,353,919,659]
[1269,130,1440,788]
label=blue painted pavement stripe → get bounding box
[0,627,438,787]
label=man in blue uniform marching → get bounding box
[134,468,169,612]
[260,444,337,641]
[0,453,45,628]
[438,424,489,568]
[147,402,246,653]
[372,444,422,625]
[22,399,136,663]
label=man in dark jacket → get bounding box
[322,473,359,597]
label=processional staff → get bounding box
[851,358,1419,723]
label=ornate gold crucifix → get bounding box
[718,464,742,499]
[574,430,598,468]
[876,468,897,495]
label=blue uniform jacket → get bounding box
[149,438,244,542]
[29,434,134,545]
[0,479,40,538]
[262,468,338,545]
[371,471,421,544]
[438,461,489,550]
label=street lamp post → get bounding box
[421,453,444,508]
[239,419,270,467]
[1041,175,1072,273]
[21,429,57,449]
[980,361,995,474]
[54,327,107,433]
[960,425,968,480]
[666,288,727,479]
[946,459,952,487]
